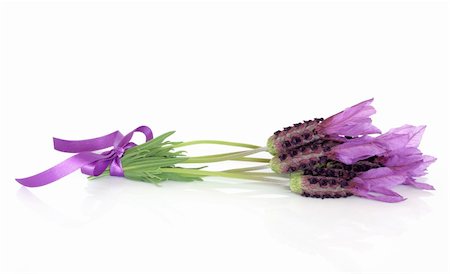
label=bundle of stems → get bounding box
[90,131,286,184]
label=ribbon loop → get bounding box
[16,126,153,187]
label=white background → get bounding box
[1,1,449,273]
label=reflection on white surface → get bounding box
[11,177,444,273]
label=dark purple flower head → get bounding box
[289,167,407,201]
[289,172,355,199]
[289,166,411,202]
[268,99,380,155]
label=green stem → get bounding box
[184,147,267,163]
[230,157,270,163]
[159,168,285,182]
[223,165,271,173]
[89,139,271,181]
[117,152,270,174]
[173,140,260,149]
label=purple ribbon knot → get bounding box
[16,126,153,187]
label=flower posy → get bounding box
[268,99,435,202]
[16,98,435,203]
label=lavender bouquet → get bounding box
[17,99,435,202]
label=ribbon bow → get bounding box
[16,126,153,187]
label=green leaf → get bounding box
[119,131,207,184]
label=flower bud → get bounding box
[289,172,354,199]
[269,140,342,174]
[267,118,324,155]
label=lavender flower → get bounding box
[267,99,380,155]
[270,139,381,176]
[289,167,407,202]
[286,124,435,202]
[268,97,435,203]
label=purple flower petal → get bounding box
[350,167,407,203]
[333,125,429,165]
[351,182,406,202]
[384,125,426,148]
[332,136,385,164]
[376,125,426,149]
[374,133,411,151]
[404,177,435,190]
[420,155,437,173]
[364,186,406,202]
[383,147,436,186]
[357,167,407,188]
[384,147,425,174]
[318,98,381,137]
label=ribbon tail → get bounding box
[15,152,104,187]
[53,131,122,153]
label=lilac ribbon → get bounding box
[16,126,153,187]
